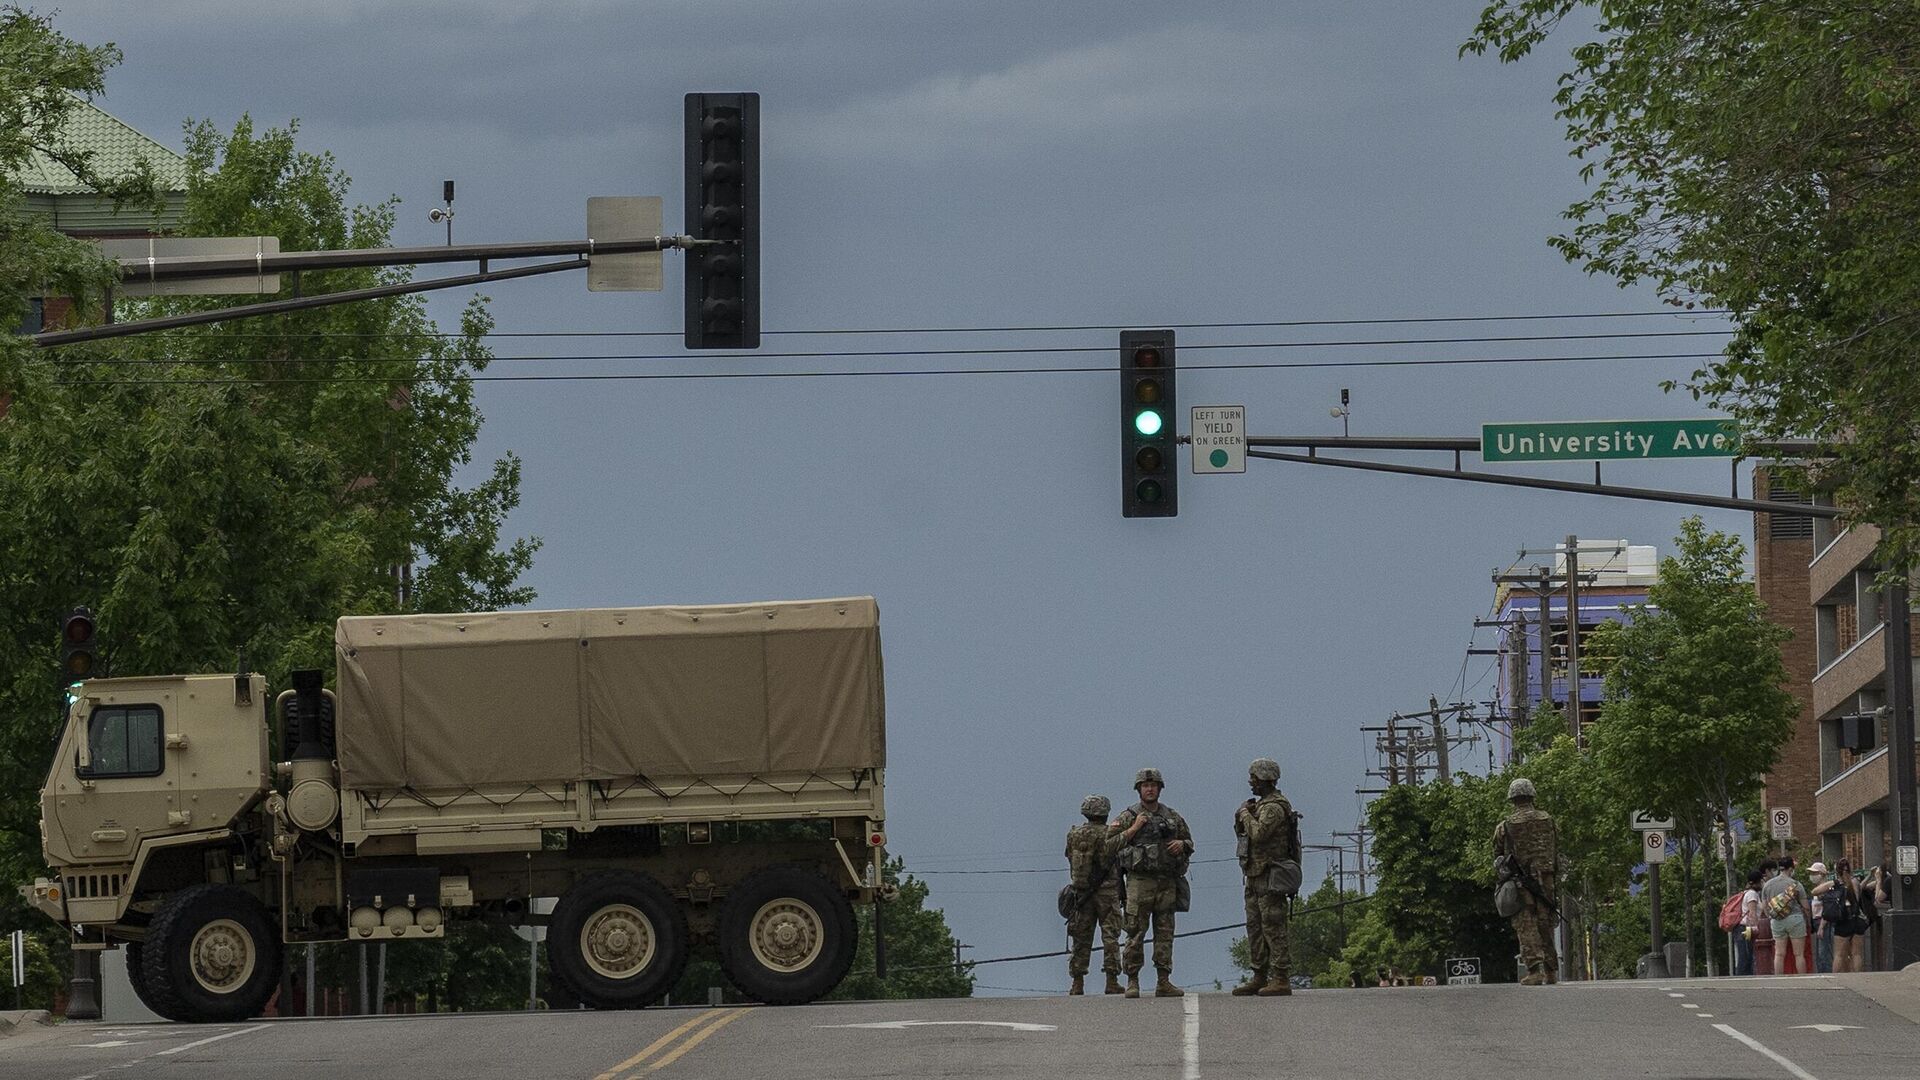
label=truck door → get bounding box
[52,690,177,864]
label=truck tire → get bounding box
[717,865,856,1005]
[549,871,688,1009]
[139,884,285,1023]
[123,942,188,1022]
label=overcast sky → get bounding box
[50,2,1753,992]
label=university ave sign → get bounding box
[1481,419,1738,463]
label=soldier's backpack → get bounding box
[1765,881,1800,920]
[1717,890,1747,932]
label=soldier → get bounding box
[1064,794,1126,995]
[1109,767,1194,998]
[1493,777,1559,985]
[1232,757,1297,997]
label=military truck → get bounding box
[23,597,891,1022]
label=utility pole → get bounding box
[1566,534,1584,748]
[1431,696,1451,782]
[951,941,972,979]
[1885,571,1920,966]
[1385,714,1400,785]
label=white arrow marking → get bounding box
[818,1020,1056,1032]
[1790,1023,1862,1033]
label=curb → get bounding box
[0,1010,54,1037]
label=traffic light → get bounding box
[60,607,99,685]
[684,92,760,349]
[1120,329,1178,517]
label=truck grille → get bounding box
[65,872,124,899]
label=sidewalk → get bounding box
[1835,964,1920,1025]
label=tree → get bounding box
[830,858,973,1000]
[1587,518,1797,968]
[0,11,535,1002]
[1465,1,1920,564]
[1361,778,1515,981]
[1227,874,1363,983]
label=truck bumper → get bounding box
[21,877,68,924]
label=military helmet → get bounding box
[1080,794,1111,819]
[1248,757,1281,782]
[1507,777,1536,802]
[1133,767,1165,790]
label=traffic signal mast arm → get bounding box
[1195,433,1837,519]
[32,235,727,348]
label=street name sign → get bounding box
[1191,405,1245,473]
[1642,830,1668,865]
[99,236,281,297]
[1445,956,1482,985]
[586,196,664,291]
[1770,807,1793,841]
[1481,419,1738,462]
[1630,811,1675,832]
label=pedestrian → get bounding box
[1808,861,1835,973]
[1863,864,1889,970]
[1062,794,1125,995]
[1492,777,1559,985]
[1734,866,1764,976]
[1824,858,1868,973]
[1761,855,1813,974]
[1231,757,1298,998]
[1110,767,1194,998]
[1751,862,1777,976]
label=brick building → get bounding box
[1754,467,1918,870]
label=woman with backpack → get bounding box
[1824,859,1869,972]
[1761,858,1813,974]
[1726,867,1765,976]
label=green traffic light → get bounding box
[1134,409,1163,437]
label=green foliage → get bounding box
[1362,778,1516,981]
[831,857,973,999]
[0,926,66,1007]
[1227,874,1363,982]
[1590,519,1797,840]
[1466,1,1920,563]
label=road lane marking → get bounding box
[1667,992,1685,998]
[1682,1003,1699,1009]
[1182,993,1199,1080]
[818,1020,1056,1031]
[73,1041,134,1048]
[1697,1014,1714,1018]
[1790,1024,1862,1032]
[593,1009,739,1080]
[643,1008,748,1072]
[155,1023,268,1056]
[1714,1023,1820,1080]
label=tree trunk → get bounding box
[1680,833,1696,976]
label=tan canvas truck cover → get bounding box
[335,597,885,792]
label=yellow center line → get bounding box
[593,1008,739,1080]
[640,1006,751,1073]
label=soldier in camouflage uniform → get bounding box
[1232,757,1296,997]
[1493,777,1559,985]
[1064,794,1126,995]
[1109,767,1194,998]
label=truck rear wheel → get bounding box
[549,871,687,1009]
[139,885,284,1023]
[717,865,856,1005]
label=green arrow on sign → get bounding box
[1482,419,1738,462]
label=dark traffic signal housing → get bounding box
[1120,329,1178,517]
[684,92,760,349]
[60,607,98,685]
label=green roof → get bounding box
[17,98,188,196]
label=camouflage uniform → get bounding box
[1494,802,1559,984]
[1064,820,1124,979]
[1238,789,1295,984]
[1109,802,1194,976]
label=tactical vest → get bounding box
[1119,804,1178,877]
[1066,821,1115,889]
[1239,793,1294,877]
[1499,808,1556,877]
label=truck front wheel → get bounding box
[124,941,187,1022]
[717,865,856,1005]
[549,871,688,1009]
[139,885,284,1023]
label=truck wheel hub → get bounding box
[190,919,256,994]
[581,904,655,980]
[749,899,824,972]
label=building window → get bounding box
[82,705,164,778]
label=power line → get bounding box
[38,328,1730,367]
[144,308,1729,339]
[51,351,1726,388]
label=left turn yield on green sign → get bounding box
[1192,405,1245,473]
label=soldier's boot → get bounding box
[1068,975,1085,996]
[1231,970,1266,996]
[1124,973,1141,998]
[1520,971,1547,986]
[1104,973,1125,995]
[1154,971,1185,997]
[1544,968,1559,985]
[1257,969,1293,997]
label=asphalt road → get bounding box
[3,974,1915,1080]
